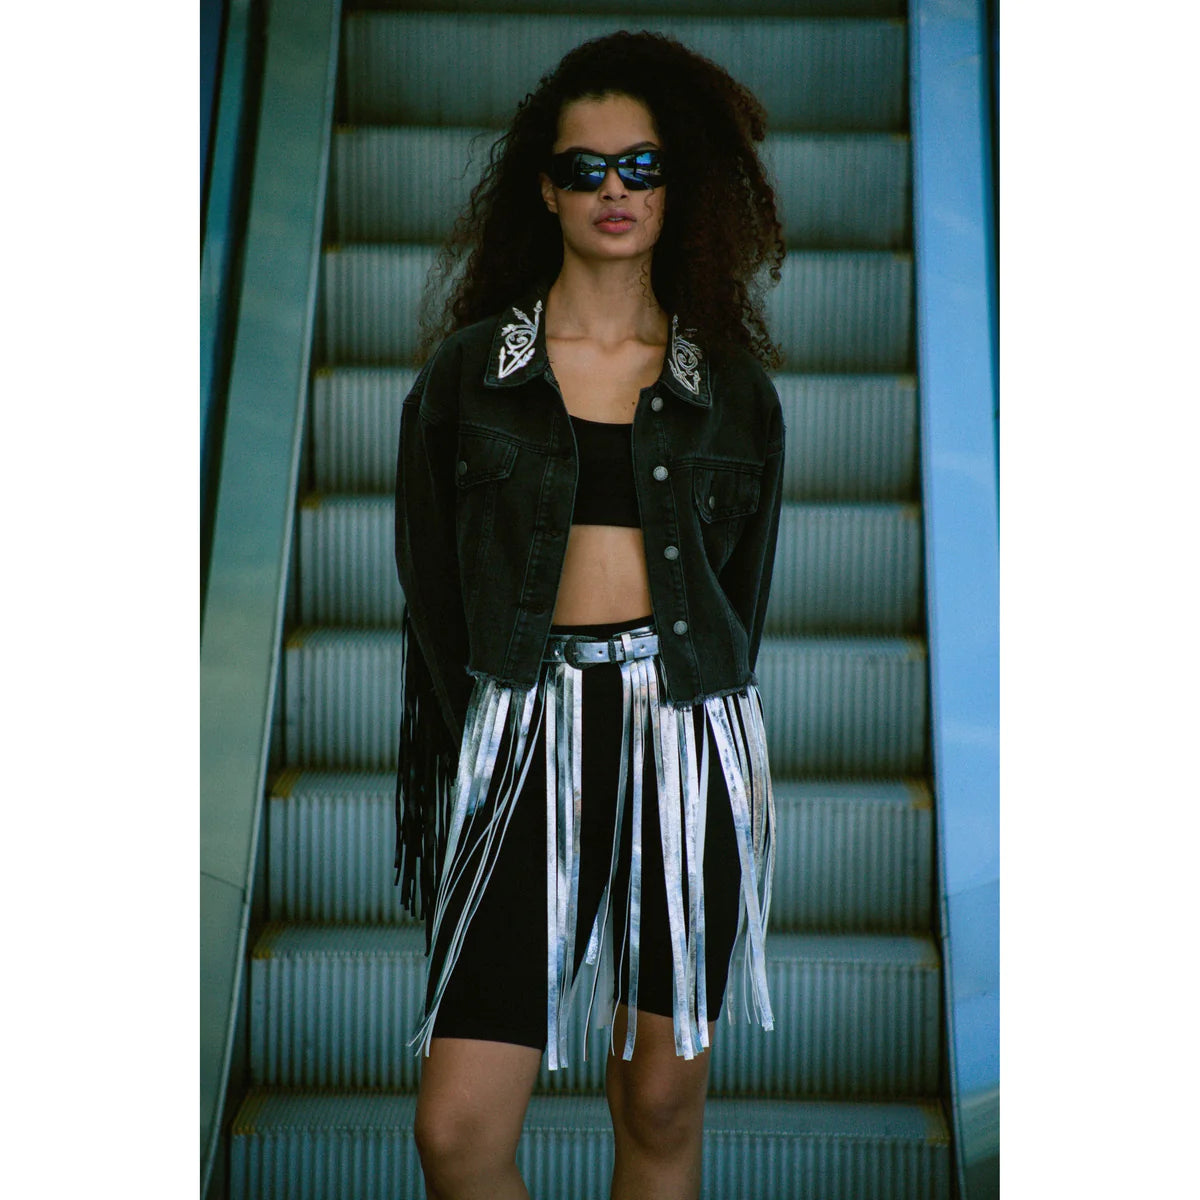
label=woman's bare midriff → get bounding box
[552,524,654,625]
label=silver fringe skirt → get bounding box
[411,622,776,1070]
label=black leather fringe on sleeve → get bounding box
[394,605,459,953]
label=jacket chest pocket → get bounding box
[455,431,519,621]
[693,463,762,568]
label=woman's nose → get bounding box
[600,165,628,199]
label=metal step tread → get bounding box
[285,625,924,653]
[301,492,918,515]
[267,769,934,932]
[319,245,913,372]
[248,915,940,1095]
[329,126,911,249]
[281,633,926,775]
[253,920,938,966]
[309,368,918,500]
[298,493,924,634]
[273,769,930,806]
[232,1087,948,1142]
[342,12,908,132]
[346,2,906,16]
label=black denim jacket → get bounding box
[394,287,786,747]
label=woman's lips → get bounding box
[595,213,635,233]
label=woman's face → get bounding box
[540,92,666,266]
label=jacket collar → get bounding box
[482,286,712,407]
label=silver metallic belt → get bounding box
[543,623,658,669]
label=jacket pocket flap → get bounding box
[455,432,518,488]
[694,464,762,521]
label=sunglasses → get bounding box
[546,148,666,192]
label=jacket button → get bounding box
[663,545,679,561]
[673,620,688,635]
[653,465,669,481]
[650,396,664,413]
[707,495,716,509]
[457,461,468,476]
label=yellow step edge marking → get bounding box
[906,781,933,811]
[270,767,303,799]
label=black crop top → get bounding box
[569,415,641,528]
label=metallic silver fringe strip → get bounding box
[411,656,776,1065]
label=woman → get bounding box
[393,30,786,1200]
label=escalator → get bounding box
[219,2,966,1195]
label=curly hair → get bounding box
[418,30,786,368]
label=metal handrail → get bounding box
[909,1,1000,1196]
[201,0,264,607]
[200,2,342,1194]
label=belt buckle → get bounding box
[562,637,592,669]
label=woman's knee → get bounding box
[606,1017,712,1155]
[414,1093,513,1187]
[413,1037,540,1187]
[610,1072,708,1157]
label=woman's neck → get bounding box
[545,259,668,348]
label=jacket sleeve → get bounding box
[718,384,785,674]
[394,348,472,745]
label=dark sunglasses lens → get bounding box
[619,151,664,189]
[550,151,665,191]
[570,154,608,190]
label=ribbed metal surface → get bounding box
[348,1,906,16]
[700,1097,951,1200]
[331,128,910,250]
[283,629,925,775]
[250,924,427,1089]
[265,772,929,931]
[776,374,919,501]
[266,770,411,923]
[771,780,933,931]
[283,628,403,769]
[311,367,413,492]
[311,369,919,500]
[764,133,911,249]
[249,924,937,1096]
[708,933,941,1097]
[767,503,923,635]
[230,1090,949,1200]
[756,637,928,776]
[330,125,495,244]
[322,247,911,370]
[319,244,436,365]
[298,495,400,626]
[767,251,913,372]
[295,497,919,632]
[229,1089,421,1200]
[343,14,907,132]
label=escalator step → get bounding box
[248,923,940,1097]
[320,245,912,370]
[329,126,910,249]
[341,12,907,132]
[268,772,933,933]
[282,629,927,775]
[309,368,918,501]
[296,495,922,633]
[230,1089,949,1200]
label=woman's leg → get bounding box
[414,1037,543,1200]
[605,1005,718,1200]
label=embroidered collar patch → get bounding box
[496,300,542,380]
[668,315,702,396]
[484,291,709,405]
